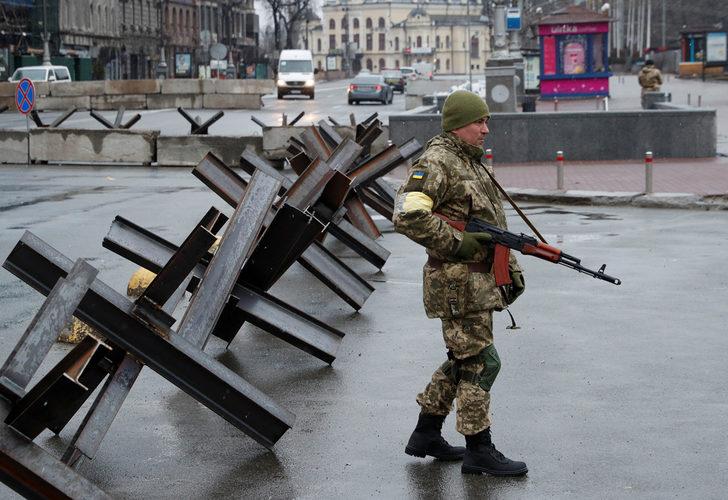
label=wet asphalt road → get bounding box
[0,165,727,498]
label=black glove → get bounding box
[454,232,492,260]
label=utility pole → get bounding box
[41,0,51,66]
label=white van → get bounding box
[9,65,72,83]
[277,49,315,100]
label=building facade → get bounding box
[310,0,490,75]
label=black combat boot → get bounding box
[461,428,528,476]
[405,413,465,461]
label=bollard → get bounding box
[556,150,565,191]
[644,151,653,194]
[485,148,493,168]
[554,98,559,112]
[604,96,609,111]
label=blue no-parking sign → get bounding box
[15,78,35,115]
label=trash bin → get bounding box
[522,96,537,112]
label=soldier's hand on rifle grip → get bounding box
[454,232,492,260]
[504,270,525,305]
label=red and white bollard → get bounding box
[485,148,493,168]
[644,151,653,194]
[556,150,565,191]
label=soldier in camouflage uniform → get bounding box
[638,59,663,96]
[394,90,528,476]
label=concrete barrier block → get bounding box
[30,128,159,164]
[147,93,202,109]
[104,79,161,95]
[35,95,91,111]
[0,130,30,163]
[200,79,216,94]
[90,94,147,110]
[161,79,203,94]
[0,96,16,110]
[202,93,262,109]
[34,82,50,97]
[406,79,460,96]
[50,81,105,97]
[0,82,17,97]
[214,79,274,95]
[157,135,262,166]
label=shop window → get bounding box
[559,34,587,74]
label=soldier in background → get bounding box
[639,59,663,95]
[393,90,528,476]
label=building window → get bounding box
[395,37,399,51]
[446,35,450,49]
[329,34,336,50]
[470,36,479,59]
[366,18,372,29]
[366,33,372,51]
[378,33,385,51]
[342,34,348,44]
[329,19,335,30]
[341,17,347,30]
[354,33,360,48]
[395,59,400,68]
[436,35,440,49]
[366,58,373,70]
[436,59,441,70]
[318,60,323,70]
[317,38,321,52]
[446,59,450,71]
[378,17,385,29]
[378,58,385,69]
[416,36,422,48]
[408,36,411,47]
[353,18,359,29]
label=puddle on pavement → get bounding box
[508,205,621,221]
[0,186,121,213]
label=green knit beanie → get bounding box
[441,90,490,132]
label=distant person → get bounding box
[638,59,663,95]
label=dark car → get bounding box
[348,75,394,105]
[382,69,406,93]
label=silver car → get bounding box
[348,75,394,105]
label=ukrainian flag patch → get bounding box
[411,170,425,180]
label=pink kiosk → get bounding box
[538,6,611,99]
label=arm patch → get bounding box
[403,169,429,192]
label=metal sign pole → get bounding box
[26,114,30,165]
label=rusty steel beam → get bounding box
[300,126,332,160]
[358,186,394,221]
[4,232,296,449]
[345,196,382,240]
[103,217,346,363]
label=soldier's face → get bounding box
[452,118,489,147]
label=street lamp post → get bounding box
[41,0,51,66]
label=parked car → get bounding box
[8,65,72,83]
[382,69,406,93]
[348,74,394,105]
[400,66,418,81]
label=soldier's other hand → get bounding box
[505,270,525,304]
[454,232,492,260]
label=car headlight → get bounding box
[304,79,315,87]
[277,79,286,87]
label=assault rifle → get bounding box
[441,215,622,286]
[466,217,621,286]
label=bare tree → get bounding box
[262,0,311,51]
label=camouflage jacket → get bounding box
[638,66,662,91]
[393,132,521,318]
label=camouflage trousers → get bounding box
[416,311,497,435]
